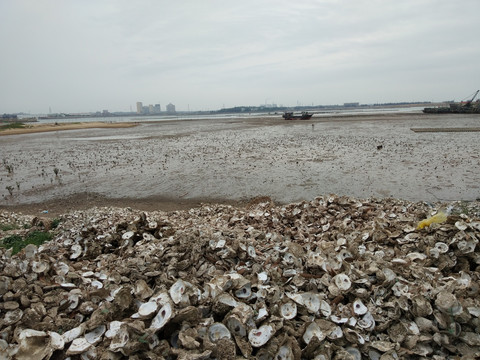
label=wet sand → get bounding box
[1,113,479,216]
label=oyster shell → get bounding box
[208,323,231,342]
[67,337,91,355]
[0,195,479,358]
[280,301,297,320]
[150,302,174,330]
[248,324,274,347]
[303,322,325,344]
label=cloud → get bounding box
[1,0,479,112]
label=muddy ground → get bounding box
[1,113,479,216]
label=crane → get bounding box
[463,89,479,107]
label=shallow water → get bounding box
[1,113,479,205]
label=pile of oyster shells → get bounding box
[1,195,480,359]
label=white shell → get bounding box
[330,315,349,324]
[137,301,158,317]
[256,305,268,321]
[48,331,65,350]
[357,311,375,331]
[208,323,231,342]
[55,262,70,276]
[248,324,274,347]
[353,299,368,315]
[303,293,321,313]
[169,279,187,304]
[68,293,80,310]
[19,329,47,339]
[327,325,343,339]
[215,293,238,308]
[62,325,84,343]
[457,239,477,254]
[406,252,427,261]
[109,326,129,352]
[455,221,468,231]
[235,282,252,299]
[70,244,82,259]
[280,301,297,320]
[382,268,396,282]
[287,292,321,313]
[320,300,332,317]
[105,321,123,339]
[122,231,135,240]
[257,271,268,282]
[150,302,173,330]
[434,242,449,253]
[150,291,171,305]
[67,337,91,355]
[90,280,103,289]
[225,315,247,337]
[303,322,325,344]
[32,260,48,273]
[85,325,106,345]
[333,273,351,291]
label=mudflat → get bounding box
[1,113,479,216]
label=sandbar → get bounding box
[0,121,138,136]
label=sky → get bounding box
[1,0,479,114]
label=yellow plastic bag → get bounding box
[417,211,447,230]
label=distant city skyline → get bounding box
[4,98,442,116]
[1,1,479,114]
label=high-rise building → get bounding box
[166,103,176,114]
[149,104,154,114]
[154,104,161,113]
[136,102,143,114]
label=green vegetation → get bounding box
[51,218,61,229]
[0,223,18,231]
[1,231,53,255]
[0,122,25,131]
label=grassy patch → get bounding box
[1,231,53,255]
[0,223,19,231]
[51,218,61,229]
[0,123,25,131]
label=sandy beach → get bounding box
[1,112,479,216]
[0,121,137,136]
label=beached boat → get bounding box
[282,111,313,120]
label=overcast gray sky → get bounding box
[1,0,479,114]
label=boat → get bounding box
[282,111,313,120]
[423,90,480,114]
